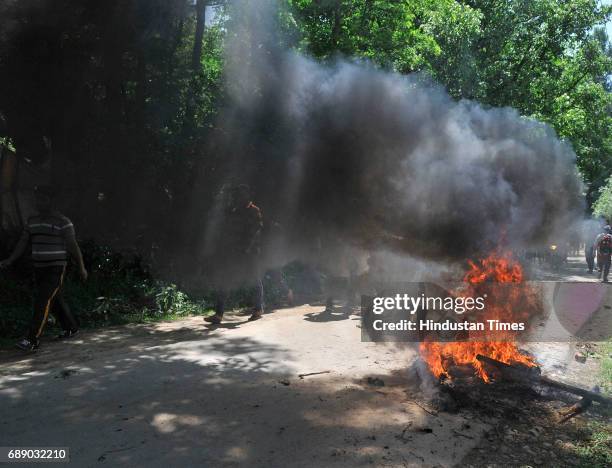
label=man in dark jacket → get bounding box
[0,185,88,351]
[204,184,264,324]
[596,225,612,283]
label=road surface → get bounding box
[0,255,607,467]
[1,305,492,467]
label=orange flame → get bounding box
[419,251,538,383]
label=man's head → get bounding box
[34,185,55,213]
[237,184,252,204]
[230,184,251,208]
[604,225,612,234]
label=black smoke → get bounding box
[194,0,583,270]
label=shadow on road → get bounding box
[0,322,443,467]
[303,304,357,322]
[530,255,601,282]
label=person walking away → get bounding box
[596,225,612,282]
[585,220,602,273]
[586,242,595,273]
[595,226,608,276]
[0,185,88,351]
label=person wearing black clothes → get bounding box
[0,185,88,351]
[587,221,605,273]
[203,184,264,324]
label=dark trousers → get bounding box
[214,278,264,317]
[28,266,78,342]
[601,255,611,281]
[586,246,595,272]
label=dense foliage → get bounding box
[290,0,612,204]
[1,1,610,245]
[0,0,225,253]
[0,244,209,339]
[593,174,612,220]
[0,1,611,334]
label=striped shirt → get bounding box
[25,213,75,267]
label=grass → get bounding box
[0,242,300,347]
[571,339,612,467]
[599,340,612,395]
[0,244,313,347]
[0,304,216,351]
[0,275,209,333]
[0,241,216,344]
[575,420,612,468]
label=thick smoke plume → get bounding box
[199,0,583,269]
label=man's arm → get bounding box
[64,227,88,281]
[0,230,29,268]
[245,205,263,255]
[594,234,603,252]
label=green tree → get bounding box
[0,0,225,250]
[593,174,612,220]
[287,0,612,202]
[453,1,612,201]
[287,0,481,74]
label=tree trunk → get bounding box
[331,5,342,50]
[192,0,207,71]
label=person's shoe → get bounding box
[204,314,222,324]
[248,309,263,321]
[15,338,39,352]
[55,329,79,341]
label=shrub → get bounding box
[0,241,208,339]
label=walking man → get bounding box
[204,184,264,324]
[595,225,612,283]
[584,221,599,273]
[0,185,88,350]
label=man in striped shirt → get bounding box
[0,185,88,351]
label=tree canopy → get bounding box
[290,0,612,203]
[0,0,610,252]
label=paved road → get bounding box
[0,306,489,467]
[1,254,607,467]
[530,254,600,282]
